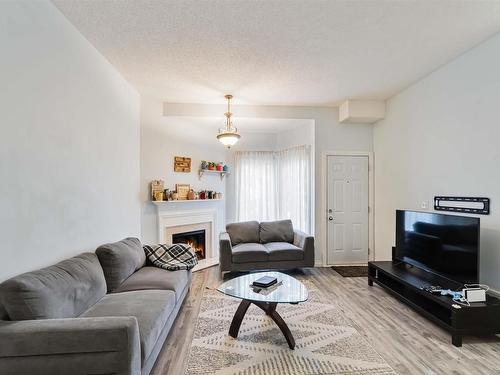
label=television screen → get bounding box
[395,210,479,284]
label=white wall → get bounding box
[230,131,278,152]
[374,32,500,290]
[163,103,373,265]
[0,1,141,281]
[276,123,314,150]
[140,98,227,244]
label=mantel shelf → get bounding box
[151,199,224,205]
[198,169,230,180]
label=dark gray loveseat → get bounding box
[219,219,314,273]
[0,238,190,375]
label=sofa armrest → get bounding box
[0,316,140,375]
[294,230,315,266]
[219,232,233,272]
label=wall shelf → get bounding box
[198,169,230,180]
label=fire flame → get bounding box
[187,240,205,260]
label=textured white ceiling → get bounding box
[53,0,500,106]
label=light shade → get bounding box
[217,94,241,148]
[216,132,241,148]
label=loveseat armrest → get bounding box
[0,316,140,375]
[294,230,315,267]
[219,232,233,272]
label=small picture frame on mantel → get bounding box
[176,184,190,200]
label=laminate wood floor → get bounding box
[151,267,500,375]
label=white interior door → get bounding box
[327,155,369,265]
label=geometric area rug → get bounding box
[184,283,396,375]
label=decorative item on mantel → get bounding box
[176,184,190,200]
[151,180,164,201]
[152,190,223,203]
[173,156,191,172]
[193,190,223,200]
[150,180,223,203]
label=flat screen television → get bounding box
[395,210,480,284]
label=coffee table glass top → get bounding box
[217,271,308,303]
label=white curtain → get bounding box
[235,145,312,233]
[276,145,312,233]
[235,151,278,222]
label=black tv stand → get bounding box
[368,261,500,346]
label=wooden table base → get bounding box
[228,299,296,349]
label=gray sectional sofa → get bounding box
[219,219,314,273]
[0,237,190,375]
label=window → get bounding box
[234,145,312,233]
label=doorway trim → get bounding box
[321,151,374,266]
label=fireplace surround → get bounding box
[157,208,219,271]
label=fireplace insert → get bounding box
[172,229,206,260]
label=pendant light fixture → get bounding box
[217,94,241,148]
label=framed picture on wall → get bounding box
[174,156,191,172]
[176,184,190,200]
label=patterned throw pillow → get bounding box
[143,243,198,271]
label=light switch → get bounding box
[421,200,428,209]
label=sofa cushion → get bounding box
[81,290,175,365]
[96,237,146,292]
[226,221,260,246]
[0,253,106,320]
[259,220,294,244]
[264,242,304,261]
[114,267,190,302]
[232,243,268,263]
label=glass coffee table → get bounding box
[217,271,308,349]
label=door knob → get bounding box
[328,216,333,221]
